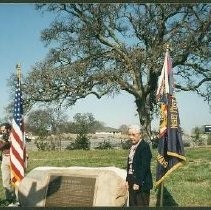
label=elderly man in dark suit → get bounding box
[126,124,153,206]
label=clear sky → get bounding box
[0,4,210,134]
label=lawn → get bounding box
[0,147,210,207]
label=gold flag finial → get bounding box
[166,44,170,52]
[163,43,171,52]
[16,64,21,80]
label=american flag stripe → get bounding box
[156,62,165,98]
[156,51,173,99]
[10,139,24,165]
[10,129,23,151]
[11,159,24,180]
[164,53,170,94]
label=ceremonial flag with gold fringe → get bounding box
[10,64,26,187]
[155,49,186,187]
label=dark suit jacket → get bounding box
[126,139,153,191]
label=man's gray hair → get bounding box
[128,124,141,133]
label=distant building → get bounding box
[204,125,211,134]
[25,132,36,142]
[95,131,122,135]
[95,127,122,136]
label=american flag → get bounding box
[155,50,186,188]
[10,65,26,187]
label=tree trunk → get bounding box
[135,96,152,140]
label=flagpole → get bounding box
[160,182,164,207]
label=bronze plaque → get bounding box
[45,175,96,207]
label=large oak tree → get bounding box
[19,4,211,137]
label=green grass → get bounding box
[0,147,210,207]
[26,149,128,170]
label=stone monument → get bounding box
[18,166,128,207]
